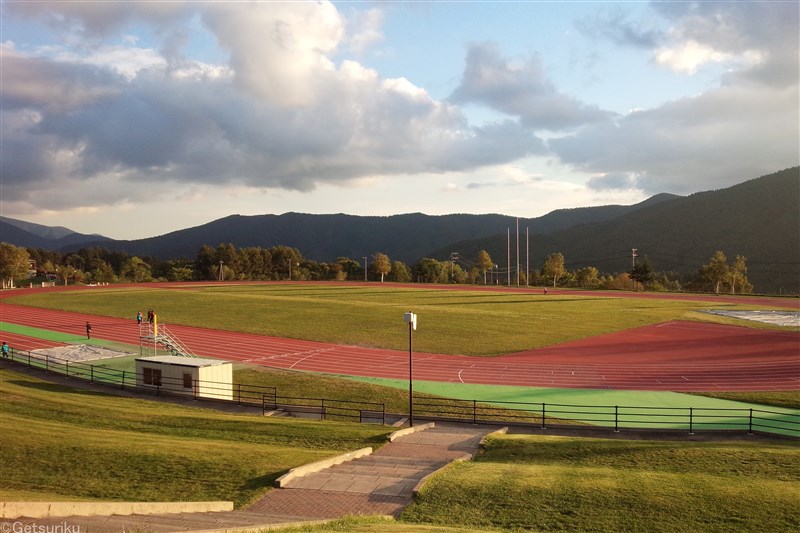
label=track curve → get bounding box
[1,285,798,392]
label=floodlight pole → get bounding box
[404,311,416,427]
[408,318,413,427]
[363,257,368,282]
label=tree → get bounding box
[476,250,493,285]
[574,266,600,288]
[630,256,655,291]
[0,243,31,288]
[415,258,445,283]
[195,245,216,280]
[729,255,751,294]
[702,251,729,294]
[543,253,566,288]
[373,252,391,282]
[388,261,412,282]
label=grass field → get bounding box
[6,284,794,355]
[3,365,797,532]
[401,434,800,532]
[0,367,391,507]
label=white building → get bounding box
[135,356,233,401]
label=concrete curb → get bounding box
[0,501,233,519]
[477,426,509,456]
[273,447,373,488]
[387,422,435,442]
[411,453,473,497]
[411,427,508,497]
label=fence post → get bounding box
[614,405,619,433]
[541,403,546,429]
[90,365,94,383]
[237,384,242,405]
[45,355,49,372]
[382,403,386,426]
[121,370,126,389]
[27,352,31,367]
[65,360,69,376]
[748,408,754,435]
[689,407,694,435]
[473,399,477,425]
[321,399,326,421]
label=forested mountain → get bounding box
[1,168,797,293]
[434,167,799,294]
[0,218,111,249]
[14,193,671,264]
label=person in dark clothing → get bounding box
[86,321,92,339]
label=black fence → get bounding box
[3,348,385,425]
[412,395,799,437]
[3,348,797,437]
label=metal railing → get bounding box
[2,348,795,436]
[412,395,799,437]
[2,348,385,425]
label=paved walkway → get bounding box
[5,425,494,532]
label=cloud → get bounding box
[586,173,636,191]
[550,1,799,193]
[449,43,614,130]
[550,82,799,194]
[1,2,549,215]
[576,7,662,48]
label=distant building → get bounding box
[135,356,233,400]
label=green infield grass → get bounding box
[400,434,800,532]
[5,284,794,355]
[0,367,391,506]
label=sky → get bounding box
[1,1,798,240]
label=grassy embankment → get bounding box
[2,366,798,533]
[0,367,391,506]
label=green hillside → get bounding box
[437,168,800,293]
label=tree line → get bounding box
[0,242,751,294]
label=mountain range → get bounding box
[2,167,798,293]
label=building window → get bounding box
[183,373,193,389]
[143,367,162,386]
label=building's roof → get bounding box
[135,356,230,368]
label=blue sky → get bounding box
[1,1,797,240]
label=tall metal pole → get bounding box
[507,228,511,286]
[363,257,368,282]
[516,218,520,286]
[408,320,413,427]
[526,227,529,286]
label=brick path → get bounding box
[4,424,494,532]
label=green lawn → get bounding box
[0,368,391,507]
[5,284,793,355]
[401,434,800,532]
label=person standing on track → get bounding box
[137,310,143,325]
[85,321,92,339]
[1,341,9,358]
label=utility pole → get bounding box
[631,248,639,291]
[516,218,520,286]
[363,257,368,282]
[507,228,511,286]
[219,261,224,282]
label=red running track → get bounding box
[1,287,798,392]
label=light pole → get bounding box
[403,312,417,427]
[287,259,291,281]
[219,261,224,282]
[363,257,368,282]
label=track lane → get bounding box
[1,287,798,392]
